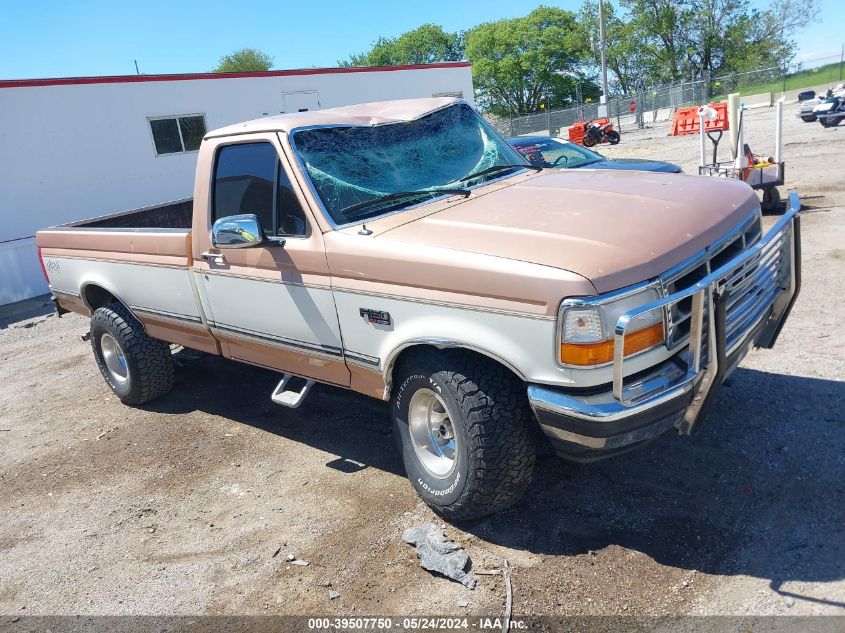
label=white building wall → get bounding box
[0,64,474,305]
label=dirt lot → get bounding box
[1,101,843,621]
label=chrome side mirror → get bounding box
[211,214,265,249]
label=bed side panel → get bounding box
[38,229,192,265]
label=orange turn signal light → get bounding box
[560,322,665,366]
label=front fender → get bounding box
[331,290,571,392]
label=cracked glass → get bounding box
[292,103,527,225]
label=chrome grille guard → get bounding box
[612,192,801,433]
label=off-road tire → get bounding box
[392,350,536,522]
[90,302,174,405]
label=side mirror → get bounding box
[211,214,266,249]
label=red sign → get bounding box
[629,99,637,113]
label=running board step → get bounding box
[271,374,314,408]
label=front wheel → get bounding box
[819,115,842,128]
[605,130,621,144]
[90,302,174,405]
[392,351,536,522]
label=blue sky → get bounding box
[0,0,840,79]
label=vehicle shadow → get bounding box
[143,351,844,605]
[468,368,845,607]
[142,348,402,476]
[0,293,55,330]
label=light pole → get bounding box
[597,0,610,115]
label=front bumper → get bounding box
[530,193,801,461]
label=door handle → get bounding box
[201,251,225,264]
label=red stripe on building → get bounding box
[0,62,472,89]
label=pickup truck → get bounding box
[37,97,801,521]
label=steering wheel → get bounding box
[552,155,569,167]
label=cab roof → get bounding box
[205,96,463,138]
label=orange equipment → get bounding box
[671,102,729,136]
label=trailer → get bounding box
[696,98,786,213]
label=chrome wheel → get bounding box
[408,388,458,479]
[100,332,128,383]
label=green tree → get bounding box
[465,6,593,116]
[213,48,274,73]
[579,1,658,94]
[341,24,463,67]
[619,0,817,82]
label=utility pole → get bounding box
[598,0,610,116]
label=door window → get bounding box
[213,142,307,237]
[276,163,307,236]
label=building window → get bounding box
[148,114,207,155]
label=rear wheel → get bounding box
[392,351,536,522]
[90,302,174,405]
[582,134,596,148]
[606,130,621,145]
[800,115,816,122]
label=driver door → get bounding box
[194,134,349,387]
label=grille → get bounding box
[661,213,780,353]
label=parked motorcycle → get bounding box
[798,95,825,122]
[798,84,845,123]
[814,89,845,127]
[582,120,621,147]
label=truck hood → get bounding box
[378,170,759,293]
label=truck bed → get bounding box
[37,199,194,265]
[37,197,205,351]
[67,199,193,230]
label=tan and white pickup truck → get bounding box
[37,98,801,521]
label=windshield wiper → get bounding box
[458,163,542,183]
[340,188,471,220]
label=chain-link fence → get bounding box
[487,49,845,139]
[487,78,710,138]
[710,52,845,100]
[709,66,784,100]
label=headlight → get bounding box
[559,286,665,366]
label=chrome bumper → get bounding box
[530,193,801,454]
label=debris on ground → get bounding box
[291,559,310,566]
[402,524,477,589]
[328,590,341,600]
[502,560,512,631]
[471,560,513,631]
[96,427,117,441]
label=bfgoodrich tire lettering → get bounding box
[392,351,536,521]
[90,302,174,405]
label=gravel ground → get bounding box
[1,99,843,620]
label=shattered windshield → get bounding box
[291,103,529,225]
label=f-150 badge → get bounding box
[359,308,391,326]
